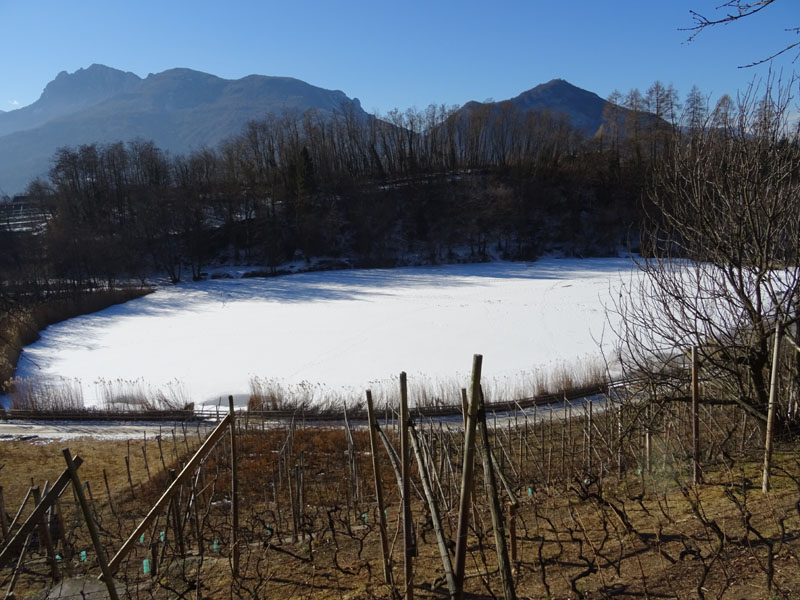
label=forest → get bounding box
[0,81,713,294]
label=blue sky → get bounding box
[1,0,797,115]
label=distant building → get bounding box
[0,194,48,233]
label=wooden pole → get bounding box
[587,398,594,475]
[229,395,240,574]
[343,403,358,504]
[400,372,414,600]
[477,388,517,600]
[0,487,9,543]
[167,469,186,558]
[142,432,151,481]
[124,456,136,498]
[763,322,783,493]
[31,486,58,581]
[691,346,702,485]
[645,402,651,473]
[366,390,393,586]
[460,388,468,429]
[454,354,482,599]
[102,469,116,517]
[8,487,33,535]
[62,449,119,600]
[3,531,32,600]
[617,405,623,477]
[409,423,456,596]
[508,503,518,573]
[53,496,72,573]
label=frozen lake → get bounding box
[12,258,638,408]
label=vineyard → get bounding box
[1,355,800,599]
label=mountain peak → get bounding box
[39,64,141,109]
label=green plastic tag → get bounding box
[143,558,150,574]
[80,550,87,562]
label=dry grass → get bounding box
[0,287,153,395]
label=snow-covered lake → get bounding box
[12,258,638,408]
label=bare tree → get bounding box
[684,1,799,67]
[612,78,800,439]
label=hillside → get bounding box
[0,65,368,194]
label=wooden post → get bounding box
[508,503,518,573]
[691,346,702,485]
[149,542,159,578]
[229,395,240,574]
[52,496,72,574]
[142,437,151,481]
[400,372,414,600]
[477,388,516,600]
[0,487,9,543]
[31,486,59,581]
[157,434,166,471]
[617,405,623,477]
[343,403,358,504]
[296,460,305,540]
[763,322,783,493]
[460,388,468,429]
[62,449,119,600]
[4,531,32,600]
[587,398,594,475]
[645,403,652,473]
[409,423,456,596]
[167,470,186,557]
[366,390,393,586]
[102,469,116,517]
[454,354,482,599]
[124,455,136,498]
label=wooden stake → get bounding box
[692,346,702,485]
[454,354,482,599]
[366,390,393,586]
[409,423,456,596]
[142,438,151,481]
[763,322,783,493]
[62,449,119,600]
[477,388,516,600]
[508,503,518,573]
[460,388,468,429]
[400,372,414,600]
[229,395,240,574]
[0,487,9,543]
[31,486,59,581]
[3,531,32,600]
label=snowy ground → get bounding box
[8,258,639,409]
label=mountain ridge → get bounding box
[0,65,369,194]
[1,65,618,194]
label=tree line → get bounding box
[0,81,743,297]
